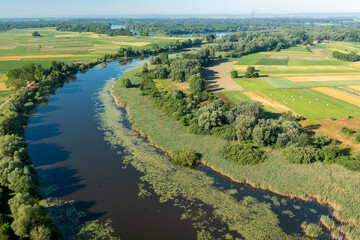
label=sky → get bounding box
[1,0,360,18]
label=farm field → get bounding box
[0,27,190,102]
[227,42,360,120]
[211,42,360,150]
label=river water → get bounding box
[24,59,334,239]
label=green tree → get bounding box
[120,78,132,88]
[32,31,41,37]
[188,74,205,93]
[245,66,259,78]
[230,70,238,79]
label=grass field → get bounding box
[111,68,360,239]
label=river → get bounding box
[24,59,334,239]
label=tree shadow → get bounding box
[38,166,85,198]
[28,142,70,167]
[24,123,62,141]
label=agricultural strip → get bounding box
[348,85,360,92]
[242,90,298,114]
[262,77,305,89]
[312,87,360,107]
[261,89,360,119]
[287,75,360,82]
[0,54,96,60]
[300,80,360,88]
[204,60,244,92]
[112,68,360,233]
[220,91,251,104]
[333,86,360,98]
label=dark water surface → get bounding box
[25,60,333,239]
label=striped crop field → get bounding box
[312,87,360,107]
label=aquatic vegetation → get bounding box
[301,222,322,238]
[97,77,306,239]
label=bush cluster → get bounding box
[171,150,200,167]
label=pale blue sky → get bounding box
[1,0,360,18]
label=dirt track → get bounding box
[203,60,243,92]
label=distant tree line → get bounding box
[332,51,360,62]
[56,22,132,36]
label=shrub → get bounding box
[171,150,200,167]
[230,70,238,79]
[322,142,342,164]
[320,215,336,230]
[336,156,360,171]
[210,125,237,141]
[355,133,360,144]
[220,144,266,165]
[282,145,321,164]
[301,222,322,238]
[120,78,132,88]
[297,133,311,147]
[341,126,355,136]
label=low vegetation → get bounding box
[301,222,322,238]
[220,144,266,165]
[171,150,200,167]
[320,215,337,230]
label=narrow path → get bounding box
[203,60,244,92]
[0,97,10,109]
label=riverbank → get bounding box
[111,67,360,239]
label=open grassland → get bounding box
[313,87,360,107]
[112,69,360,237]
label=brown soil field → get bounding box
[203,60,244,92]
[302,118,360,151]
[313,87,360,107]
[242,90,299,114]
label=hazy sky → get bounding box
[1,0,360,18]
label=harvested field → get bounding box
[242,90,298,114]
[204,60,244,92]
[313,87,360,107]
[347,85,360,92]
[287,75,360,82]
[302,118,360,151]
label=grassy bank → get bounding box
[112,68,360,238]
